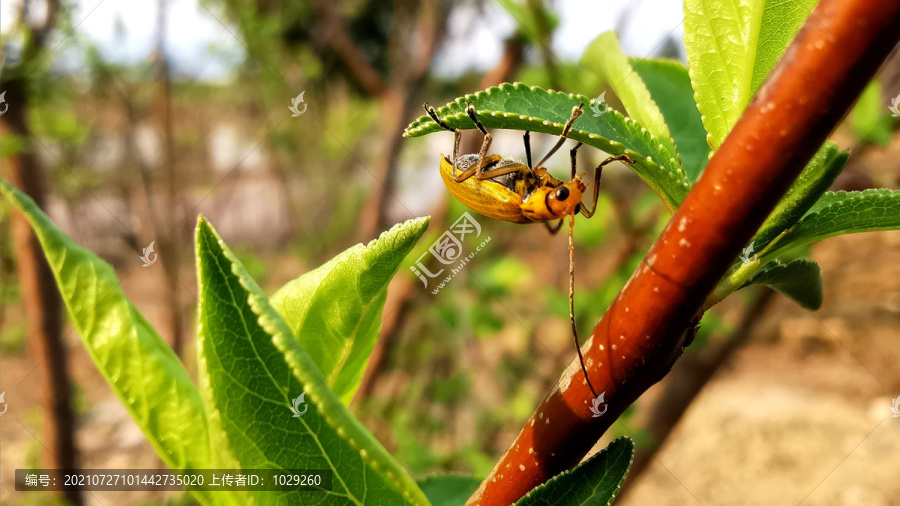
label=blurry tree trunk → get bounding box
[353,38,523,404]
[2,96,83,506]
[357,0,451,239]
[153,0,186,357]
[314,0,453,238]
[2,2,81,504]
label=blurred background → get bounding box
[1,0,899,504]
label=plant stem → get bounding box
[467,0,900,503]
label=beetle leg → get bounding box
[454,163,528,183]
[534,102,585,171]
[465,102,495,178]
[425,103,462,177]
[524,131,533,171]
[544,219,564,234]
[580,154,634,218]
[569,141,584,179]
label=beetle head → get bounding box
[521,176,587,221]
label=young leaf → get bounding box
[629,58,711,181]
[683,0,764,149]
[713,189,899,305]
[751,141,848,250]
[195,216,429,506]
[581,32,681,172]
[0,180,212,471]
[405,83,689,212]
[750,0,819,95]
[270,217,429,404]
[515,437,635,506]
[685,0,820,149]
[417,475,482,506]
[738,259,823,310]
[763,189,900,260]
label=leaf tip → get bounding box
[195,214,226,250]
[195,214,213,239]
[370,216,431,250]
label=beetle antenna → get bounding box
[569,213,599,399]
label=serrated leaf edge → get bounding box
[766,188,900,258]
[197,217,430,506]
[271,216,430,401]
[404,83,689,210]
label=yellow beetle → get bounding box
[425,101,632,233]
[423,100,634,400]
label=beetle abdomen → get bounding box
[440,155,532,224]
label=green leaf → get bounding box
[739,259,823,310]
[0,180,211,470]
[685,0,819,149]
[713,189,900,305]
[750,0,818,95]
[270,217,429,404]
[683,0,764,150]
[405,83,689,212]
[515,437,634,506]
[851,80,892,146]
[629,58,711,181]
[763,189,900,260]
[417,475,482,506]
[751,141,848,250]
[195,216,429,506]
[581,32,681,172]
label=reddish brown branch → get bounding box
[468,0,900,503]
[155,0,186,358]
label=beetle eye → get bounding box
[554,187,570,201]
